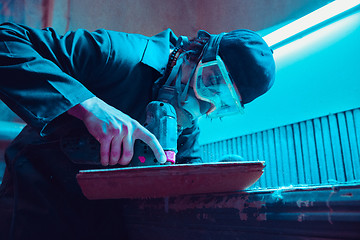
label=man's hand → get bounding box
[68,97,167,166]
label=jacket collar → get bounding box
[141,29,178,75]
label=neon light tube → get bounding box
[264,0,360,49]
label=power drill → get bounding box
[60,101,177,166]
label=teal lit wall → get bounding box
[198,10,360,145]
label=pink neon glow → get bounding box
[165,151,176,164]
[138,156,146,163]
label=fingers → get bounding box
[80,98,166,166]
[100,137,111,166]
[135,127,167,164]
[100,127,166,166]
[109,135,122,165]
[118,134,134,165]
[101,126,133,166]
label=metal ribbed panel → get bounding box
[200,108,360,189]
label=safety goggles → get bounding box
[192,32,244,118]
[193,55,244,118]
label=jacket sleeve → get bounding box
[176,121,203,164]
[0,23,110,136]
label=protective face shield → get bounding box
[156,32,245,131]
[194,33,244,118]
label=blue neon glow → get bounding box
[199,6,360,145]
[264,0,360,49]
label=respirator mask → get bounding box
[156,32,244,132]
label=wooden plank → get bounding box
[200,145,206,162]
[208,143,213,162]
[203,144,208,162]
[320,116,337,182]
[256,132,266,188]
[225,140,228,157]
[205,144,212,163]
[354,109,360,163]
[328,114,346,182]
[293,123,305,184]
[223,140,228,157]
[219,141,223,160]
[232,137,238,156]
[262,130,273,188]
[209,143,214,162]
[77,162,265,199]
[219,141,224,158]
[279,126,290,186]
[252,133,258,161]
[274,128,284,186]
[225,139,230,156]
[286,125,298,185]
[209,143,215,162]
[306,120,320,184]
[338,112,354,181]
[267,129,279,187]
[210,144,215,162]
[241,135,248,160]
[226,139,231,155]
[237,137,243,157]
[300,122,312,184]
[217,141,222,160]
[346,110,360,180]
[313,118,328,184]
[229,139,234,154]
[214,143,219,161]
[252,133,260,188]
[206,145,210,162]
[250,134,260,189]
[247,135,253,161]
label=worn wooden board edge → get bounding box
[77,161,265,199]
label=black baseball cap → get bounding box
[219,29,275,104]
[198,29,275,104]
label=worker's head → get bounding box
[159,29,275,129]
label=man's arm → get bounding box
[68,97,166,166]
[0,23,166,165]
[0,23,95,135]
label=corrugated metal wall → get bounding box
[200,108,360,189]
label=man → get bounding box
[0,22,275,239]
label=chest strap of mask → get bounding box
[201,32,225,63]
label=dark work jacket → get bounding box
[0,22,201,240]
